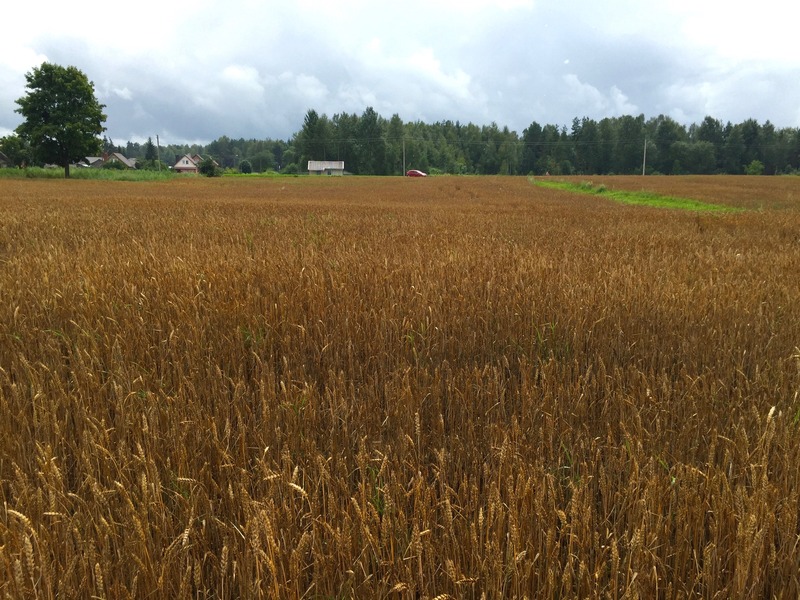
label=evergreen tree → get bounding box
[722,124,746,174]
[597,118,615,174]
[356,107,386,175]
[652,115,686,174]
[614,115,645,174]
[145,137,158,161]
[520,121,542,174]
[385,114,405,175]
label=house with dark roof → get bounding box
[82,153,137,169]
[103,152,137,169]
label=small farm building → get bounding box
[308,160,344,176]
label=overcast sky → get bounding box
[2,0,798,145]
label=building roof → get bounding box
[174,154,199,167]
[173,154,219,171]
[308,160,345,171]
[107,152,137,169]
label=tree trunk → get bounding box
[64,160,70,179]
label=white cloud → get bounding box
[222,65,264,96]
[113,87,133,101]
[609,86,638,116]
[406,49,473,101]
[2,0,799,142]
[337,84,379,111]
[562,75,638,117]
[290,74,330,104]
[434,0,534,10]
[0,47,48,74]
[667,0,800,62]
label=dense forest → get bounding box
[8,108,800,176]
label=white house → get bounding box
[174,154,203,174]
[308,160,344,176]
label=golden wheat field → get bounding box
[1,175,799,598]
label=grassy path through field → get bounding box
[532,178,740,211]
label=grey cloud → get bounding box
[2,1,799,145]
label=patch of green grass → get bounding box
[532,178,739,212]
[222,170,289,178]
[71,169,176,181]
[0,167,175,181]
[0,167,66,179]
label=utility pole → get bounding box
[642,137,647,176]
[156,135,161,171]
[402,137,406,175]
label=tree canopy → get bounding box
[109,109,800,178]
[14,62,106,178]
[0,134,31,167]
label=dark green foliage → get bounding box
[101,160,126,170]
[136,159,167,171]
[199,157,220,177]
[745,159,765,175]
[0,134,31,167]
[107,107,800,177]
[239,159,252,174]
[144,137,158,161]
[14,62,106,178]
[356,107,386,175]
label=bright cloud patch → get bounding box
[407,49,473,101]
[222,65,263,93]
[563,74,638,117]
[113,87,133,101]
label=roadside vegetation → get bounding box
[533,178,740,211]
[1,176,799,597]
[0,166,289,181]
[0,166,176,181]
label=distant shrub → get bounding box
[136,159,169,172]
[744,160,765,175]
[199,158,221,177]
[71,169,174,181]
[17,167,66,179]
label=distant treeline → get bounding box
[113,109,800,176]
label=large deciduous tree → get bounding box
[15,62,106,178]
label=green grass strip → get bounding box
[532,179,739,212]
[0,167,176,181]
